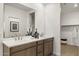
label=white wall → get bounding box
[61,12,79,25]
[0,4,4,38]
[0,3,4,56]
[4,5,31,37]
[45,4,61,56]
[61,4,79,26]
[35,4,45,35]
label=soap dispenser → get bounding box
[34,28,39,38]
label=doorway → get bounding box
[60,3,79,56]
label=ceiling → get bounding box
[42,3,50,6]
[61,3,79,14]
[4,3,34,12]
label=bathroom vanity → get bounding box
[3,37,53,56]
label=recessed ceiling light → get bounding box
[74,4,78,7]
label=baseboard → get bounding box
[53,54,57,56]
[53,52,61,56]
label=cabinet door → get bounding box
[11,47,36,56]
[37,45,43,53]
[37,44,43,56]
[25,47,36,56]
[77,46,79,56]
[37,52,43,56]
[11,50,27,56]
[44,41,53,56]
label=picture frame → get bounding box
[10,21,19,32]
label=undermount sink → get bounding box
[3,36,35,42]
[21,36,34,40]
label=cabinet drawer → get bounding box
[37,45,43,53]
[10,42,36,53]
[37,40,43,45]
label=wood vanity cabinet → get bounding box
[44,38,53,56]
[3,42,37,56]
[36,40,43,56]
[3,38,53,56]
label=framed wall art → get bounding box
[10,21,19,32]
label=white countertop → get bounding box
[2,36,54,48]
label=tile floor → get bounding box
[61,44,79,56]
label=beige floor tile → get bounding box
[61,44,78,56]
